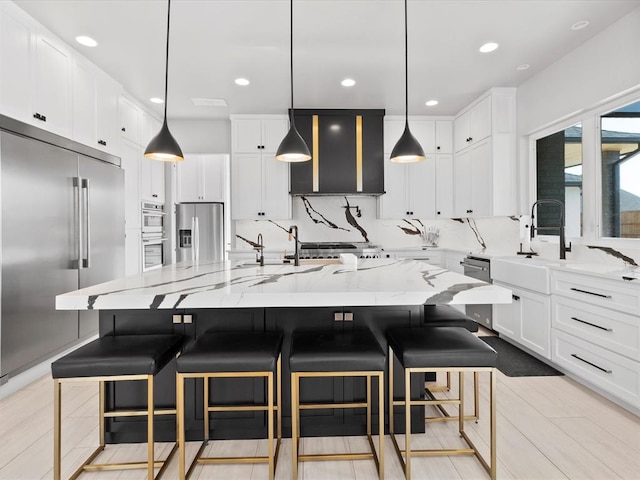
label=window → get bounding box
[535,123,582,237]
[600,101,640,239]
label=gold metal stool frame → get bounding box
[425,371,479,423]
[53,375,178,480]
[176,354,282,480]
[389,346,496,480]
[290,370,385,480]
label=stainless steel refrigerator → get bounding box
[0,114,124,382]
[176,203,224,264]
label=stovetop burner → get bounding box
[301,242,357,250]
[298,242,382,259]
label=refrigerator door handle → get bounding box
[73,177,83,269]
[190,217,196,262]
[81,178,91,268]
[194,216,200,262]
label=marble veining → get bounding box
[343,197,369,241]
[301,196,350,232]
[56,258,512,311]
[587,245,638,266]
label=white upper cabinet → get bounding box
[140,157,165,203]
[119,96,141,145]
[435,154,454,218]
[384,118,453,155]
[435,121,453,154]
[72,57,121,154]
[454,95,492,153]
[141,110,161,148]
[379,155,436,219]
[453,88,517,217]
[176,154,227,203]
[232,117,289,153]
[120,139,141,229]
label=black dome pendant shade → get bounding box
[144,0,184,162]
[275,0,311,162]
[390,0,425,163]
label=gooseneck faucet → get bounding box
[256,233,264,266]
[530,199,572,260]
[288,225,299,266]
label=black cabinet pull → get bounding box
[512,294,520,301]
[33,112,46,122]
[469,137,473,142]
[466,209,473,213]
[571,316,612,332]
[570,287,611,299]
[436,146,441,150]
[98,140,107,146]
[437,211,441,215]
[152,194,158,198]
[121,127,126,132]
[571,354,612,373]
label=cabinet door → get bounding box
[231,154,263,219]
[453,110,470,153]
[33,32,72,137]
[435,121,453,154]
[233,119,262,152]
[435,154,453,218]
[0,6,33,122]
[177,155,202,202]
[261,118,289,153]
[124,228,141,276]
[120,139,141,229]
[411,120,436,154]
[71,59,97,148]
[379,157,408,219]
[493,288,519,339]
[263,154,290,219]
[470,139,492,217]
[409,156,436,218]
[141,112,161,148]
[201,154,226,202]
[150,160,165,203]
[119,96,140,144]
[520,292,551,358]
[453,148,472,216]
[95,75,120,154]
[470,95,492,144]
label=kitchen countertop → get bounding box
[56,258,512,311]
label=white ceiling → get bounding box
[14,0,640,120]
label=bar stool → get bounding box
[386,326,498,480]
[51,334,184,480]
[423,305,480,423]
[176,331,283,480]
[289,329,385,480]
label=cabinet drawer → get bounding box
[552,329,639,407]
[551,270,640,315]
[552,296,639,361]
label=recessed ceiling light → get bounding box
[341,78,356,87]
[150,97,164,104]
[191,97,228,107]
[75,35,97,47]
[571,20,590,30]
[516,64,530,71]
[479,42,499,53]
[425,100,438,107]
[235,78,250,86]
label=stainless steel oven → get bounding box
[460,255,493,330]
[142,235,165,272]
[141,201,165,235]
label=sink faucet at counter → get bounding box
[286,225,300,266]
[530,199,572,260]
[255,233,264,266]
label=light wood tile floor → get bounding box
[1,368,639,479]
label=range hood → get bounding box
[289,109,385,195]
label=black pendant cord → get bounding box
[163,0,171,122]
[289,0,295,126]
[404,0,408,127]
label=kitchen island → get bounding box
[56,258,511,443]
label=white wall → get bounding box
[170,119,231,153]
[516,7,640,212]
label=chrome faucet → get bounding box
[256,233,264,266]
[530,199,572,260]
[288,225,299,266]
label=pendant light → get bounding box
[390,0,425,163]
[144,0,184,162]
[275,0,311,162]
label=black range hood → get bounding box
[289,109,385,195]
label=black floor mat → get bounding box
[480,336,563,377]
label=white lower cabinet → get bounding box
[493,281,551,359]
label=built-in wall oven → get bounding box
[141,201,166,271]
[460,255,493,330]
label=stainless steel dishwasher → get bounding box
[460,255,493,330]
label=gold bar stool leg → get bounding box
[474,371,480,422]
[490,369,497,480]
[267,371,274,480]
[378,371,385,480]
[389,349,394,436]
[54,379,61,480]
[99,381,105,446]
[367,375,372,436]
[204,375,210,440]
[405,368,411,480]
[459,371,465,434]
[147,375,154,480]
[291,372,299,480]
[177,373,186,480]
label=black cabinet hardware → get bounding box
[570,316,612,332]
[33,112,46,122]
[152,194,158,198]
[121,127,126,132]
[436,211,441,215]
[512,295,520,301]
[571,353,612,373]
[466,209,473,213]
[469,137,473,142]
[570,287,611,299]
[436,146,441,150]
[98,140,107,146]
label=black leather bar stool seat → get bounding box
[289,330,385,480]
[386,327,498,480]
[423,305,481,423]
[176,331,284,480]
[52,334,184,480]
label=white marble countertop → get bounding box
[56,258,512,311]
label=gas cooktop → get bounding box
[299,242,381,259]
